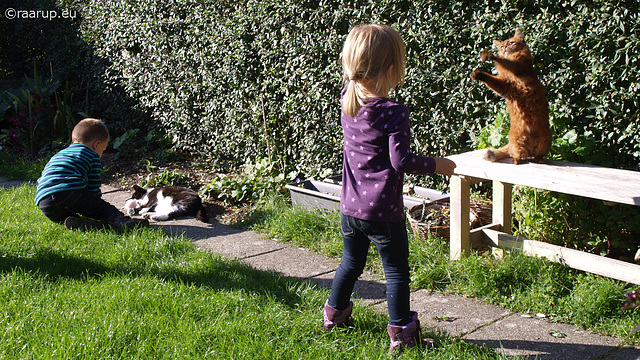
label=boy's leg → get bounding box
[39,189,147,230]
[43,189,122,221]
[37,193,74,223]
[327,214,371,311]
[37,190,112,230]
[72,190,148,230]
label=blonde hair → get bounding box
[341,24,406,117]
[72,118,109,144]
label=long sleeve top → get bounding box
[35,143,102,205]
[340,90,436,222]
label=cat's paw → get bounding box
[533,157,546,164]
[480,51,493,62]
[125,208,135,216]
[484,148,497,161]
[151,214,170,221]
[471,70,482,81]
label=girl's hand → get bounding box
[434,157,456,177]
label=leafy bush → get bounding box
[141,169,191,188]
[200,158,293,204]
[6,0,640,178]
[513,186,640,258]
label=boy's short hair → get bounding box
[72,118,109,144]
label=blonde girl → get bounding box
[322,24,456,354]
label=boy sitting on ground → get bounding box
[35,118,148,231]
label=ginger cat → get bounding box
[471,28,551,164]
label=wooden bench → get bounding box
[446,150,640,285]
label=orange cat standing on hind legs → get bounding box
[471,28,551,164]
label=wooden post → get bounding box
[492,180,512,234]
[450,175,470,260]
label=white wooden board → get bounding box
[447,150,640,206]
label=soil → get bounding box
[100,152,250,224]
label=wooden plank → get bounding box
[447,150,640,206]
[470,223,502,246]
[492,180,512,234]
[450,175,471,260]
[481,229,640,285]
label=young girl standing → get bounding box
[322,24,456,354]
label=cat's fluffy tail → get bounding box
[484,145,511,162]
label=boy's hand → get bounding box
[434,157,456,177]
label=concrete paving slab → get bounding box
[402,289,512,337]
[0,177,30,189]
[244,246,337,279]
[102,185,131,206]
[463,313,621,359]
[601,346,640,360]
[190,225,288,259]
[308,270,387,304]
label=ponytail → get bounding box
[343,78,366,117]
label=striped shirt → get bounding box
[34,143,102,205]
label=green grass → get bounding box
[247,193,640,343]
[0,185,514,359]
[0,151,48,181]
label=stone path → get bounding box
[4,178,638,359]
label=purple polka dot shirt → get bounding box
[340,88,436,222]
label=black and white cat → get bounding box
[125,185,209,223]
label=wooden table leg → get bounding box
[492,180,512,234]
[450,175,470,260]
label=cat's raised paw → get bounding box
[471,70,482,81]
[480,51,493,62]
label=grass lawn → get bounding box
[0,184,514,359]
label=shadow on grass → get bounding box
[0,243,316,309]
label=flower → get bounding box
[621,289,639,311]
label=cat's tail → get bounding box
[196,204,209,223]
[484,145,511,162]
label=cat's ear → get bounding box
[133,185,143,191]
[514,28,524,40]
[493,40,501,49]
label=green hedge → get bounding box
[3,0,640,182]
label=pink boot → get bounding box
[322,300,353,330]
[387,311,434,354]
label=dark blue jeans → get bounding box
[328,214,412,326]
[37,189,122,224]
